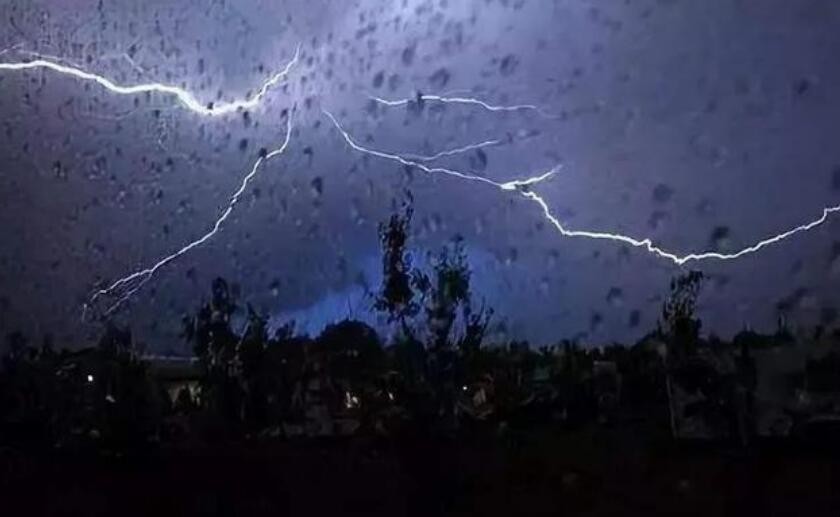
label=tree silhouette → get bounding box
[182,277,243,436]
[660,270,704,361]
[319,319,384,387]
[423,238,473,349]
[375,204,421,339]
[318,320,387,432]
[659,271,705,437]
[93,324,161,449]
[237,305,270,432]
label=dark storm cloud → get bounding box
[1,0,840,349]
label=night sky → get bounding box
[2,0,840,351]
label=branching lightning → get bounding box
[368,93,556,117]
[0,44,301,315]
[323,110,558,191]
[521,191,840,266]
[402,139,500,161]
[3,35,840,323]
[326,110,840,267]
[0,45,300,116]
[88,113,294,317]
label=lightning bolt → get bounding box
[325,110,840,267]
[0,44,301,315]
[402,139,500,162]
[521,192,840,265]
[368,92,555,117]
[88,113,294,317]
[3,37,839,321]
[0,45,300,116]
[323,110,558,191]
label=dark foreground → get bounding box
[3,424,840,517]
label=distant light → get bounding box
[462,385,468,391]
[87,374,94,383]
[344,391,361,409]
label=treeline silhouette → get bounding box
[2,206,839,452]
